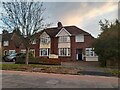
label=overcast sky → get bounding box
[0,1,118,38]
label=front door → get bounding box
[76,49,82,60]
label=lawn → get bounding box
[1,64,80,75]
[1,63,120,77]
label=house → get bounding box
[2,30,40,57]
[2,22,98,61]
[39,22,98,61]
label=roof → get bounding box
[42,26,91,37]
[2,33,13,41]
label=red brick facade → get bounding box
[2,23,95,61]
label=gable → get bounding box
[40,31,50,38]
[55,28,71,37]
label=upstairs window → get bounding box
[3,41,9,46]
[75,34,84,42]
[40,37,50,44]
[59,36,70,43]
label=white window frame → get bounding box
[40,48,50,56]
[4,50,8,55]
[9,50,16,54]
[40,37,50,44]
[75,34,84,42]
[85,48,97,57]
[32,39,36,44]
[59,36,70,43]
[58,48,70,56]
[21,49,26,53]
[30,49,35,57]
[3,41,9,46]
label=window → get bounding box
[40,48,50,56]
[4,50,8,55]
[21,49,26,53]
[3,41,9,46]
[30,49,35,57]
[75,34,84,42]
[40,37,50,44]
[85,48,97,57]
[59,48,70,56]
[59,36,70,43]
[32,39,36,44]
[9,50,16,54]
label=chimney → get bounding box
[2,30,8,34]
[57,22,62,29]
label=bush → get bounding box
[39,57,61,65]
[15,57,61,65]
[15,57,40,64]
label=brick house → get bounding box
[2,22,98,61]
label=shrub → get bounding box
[39,58,61,65]
[15,57,61,65]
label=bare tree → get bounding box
[1,1,50,64]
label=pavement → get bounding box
[1,70,119,88]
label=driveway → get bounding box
[61,61,118,76]
[2,70,118,88]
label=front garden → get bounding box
[1,63,120,77]
[1,63,79,75]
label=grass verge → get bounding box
[1,64,79,75]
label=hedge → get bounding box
[15,57,61,65]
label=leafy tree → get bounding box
[0,1,50,64]
[93,19,119,67]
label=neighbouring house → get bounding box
[2,22,98,61]
[2,30,40,57]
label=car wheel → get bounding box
[12,58,16,62]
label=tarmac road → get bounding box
[1,70,119,88]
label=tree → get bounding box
[93,19,119,67]
[0,1,50,64]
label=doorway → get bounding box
[76,49,83,60]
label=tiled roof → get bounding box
[42,26,91,37]
[2,33,13,41]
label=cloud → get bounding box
[60,2,118,26]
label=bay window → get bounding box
[40,48,50,56]
[40,37,50,44]
[85,48,97,57]
[59,48,70,56]
[59,36,70,43]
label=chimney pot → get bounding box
[57,22,62,29]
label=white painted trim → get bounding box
[3,41,9,46]
[9,50,16,54]
[55,28,71,37]
[30,49,35,57]
[4,50,8,55]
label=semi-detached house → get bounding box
[2,22,98,61]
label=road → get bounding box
[1,70,119,88]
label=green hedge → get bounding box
[15,57,61,65]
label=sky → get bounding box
[0,0,118,38]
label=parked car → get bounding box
[3,53,23,62]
